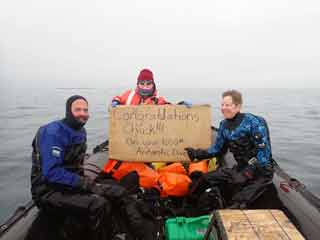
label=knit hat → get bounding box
[137,69,154,83]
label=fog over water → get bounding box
[1,0,320,223]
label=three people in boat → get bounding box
[185,89,274,209]
[29,71,274,239]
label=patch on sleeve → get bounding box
[51,146,62,158]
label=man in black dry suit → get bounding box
[185,90,274,209]
[27,95,155,240]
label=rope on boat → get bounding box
[0,200,35,237]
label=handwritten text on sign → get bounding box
[109,105,212,162]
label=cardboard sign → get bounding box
[109,105,212,162]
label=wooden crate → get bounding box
[215,209,305,240]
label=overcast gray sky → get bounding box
[1,0,320,89]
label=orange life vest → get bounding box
[188,160,209,175]
[157,162,190,197]
[157,162,187,175]
[158,172,192,197]
[156,162,208,197]
[157,161,209,175]
[112,89,168,105]
[103,159,160,190]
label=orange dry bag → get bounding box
[103,159,160,189]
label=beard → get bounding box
[75,115,89,124]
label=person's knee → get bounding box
[88,195,111,216]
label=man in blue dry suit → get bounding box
[185,90,274,209]
[28,95,131,240]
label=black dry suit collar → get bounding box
[225,112,244,130]
[62,95,88,130]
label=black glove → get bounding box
[79,176,102,194]
[111,100,120,108]
[177,100,192,108]
[185,147,214,161]
[119,171,140,194]
[79,177,127,199]
[100,182,127,199]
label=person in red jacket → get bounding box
[104,69,169,190]
[111,68,169,106]
[103,69,198,197]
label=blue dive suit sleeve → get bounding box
[39,130,80,187]
[251,117,271,167]
[207,121,226,156]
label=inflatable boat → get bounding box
[1,129,320,240]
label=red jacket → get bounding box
[112,89,168,105]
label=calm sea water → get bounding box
[1,87,320,223]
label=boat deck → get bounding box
[216,209,305,240]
